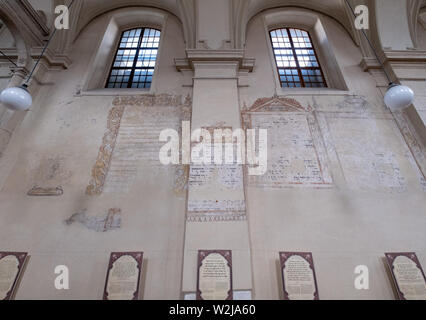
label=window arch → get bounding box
[106,27,161,89]
[270,28,326,88]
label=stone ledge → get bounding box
[175,49,255,72]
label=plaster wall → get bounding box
[0,3,425,301]
[242,10,426,300]
[0,9,190,300]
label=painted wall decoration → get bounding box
[86,94,191,196]
[279,252,319,300]
[86,105,125,196]
[65,208,122,232]
[386,252,426,300]
[187,126,246,222]
[243,96,333,189]
[0,252,28,300]
[103,252,144,300]
[197,250,233,300]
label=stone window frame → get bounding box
[269,27,328,88]
[79,7,169,96]
[262,8,349,94]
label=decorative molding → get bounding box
[407,0,422,48]
[359,57,382,72]
[419,9,426,30]
[187,212,247,223]
[175,49,255,72]
[362,50,426,80]
[382,49,426,63]
[18,0,50,36]
[112,93,191,107]
[177,0,196,48]
[30,47,72,71]
[231,0,250,49]
[0,0,47,47]
[244,95,308,113]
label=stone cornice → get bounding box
[361,50,426,75]
[175,49,255,72]
[382,49,426,63]
[30,47,72,70]
[0,48,71,71]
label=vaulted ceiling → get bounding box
[74,0,350,33]
[247,0,348,21]
[75,0,181,36]
[0,0,424,66]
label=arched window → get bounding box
[106,28,161,89]
[270,28,326,88]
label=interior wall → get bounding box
[0,1,425,300]
[0,8,191,300]
[242,9,426,300]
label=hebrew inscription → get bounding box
[386,252,426,300]
[86,94,191,195]
[103,252,143,300]
[0,252,27,300]
[280,252,319,300]
[187,127,246,222]
[244,96,332,189]
[326,114,409,192]
[197,250,233,300]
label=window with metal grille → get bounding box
[106,28,161,89]
[270,28,327,88]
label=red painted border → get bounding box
[196,250,233,300]
[279,252,320,300]
[0,252,28,301]
[103,252,143,300]
[385,252,426,300]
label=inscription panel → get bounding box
[326,115,409,192]
[197,250,233,300]
[280,252,319,300]
[386,252,426,300]
[0,252,27,300]
[103,106,183,193]
[103,252,144,300]
[87,94,191,195]
[248,113,332,188]
[187,126,246,222]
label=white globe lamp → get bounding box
[0,84,32,111]
[384,83,414,112]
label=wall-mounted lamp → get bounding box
[344,0,414,112]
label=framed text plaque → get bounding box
[103,252,143,300]
[0,252,28,300]
[385,252,426,300]
[197,250,233,300]
[279,252,319,300]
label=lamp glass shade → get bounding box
[0,86,32,111]
[384,84,414,112]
